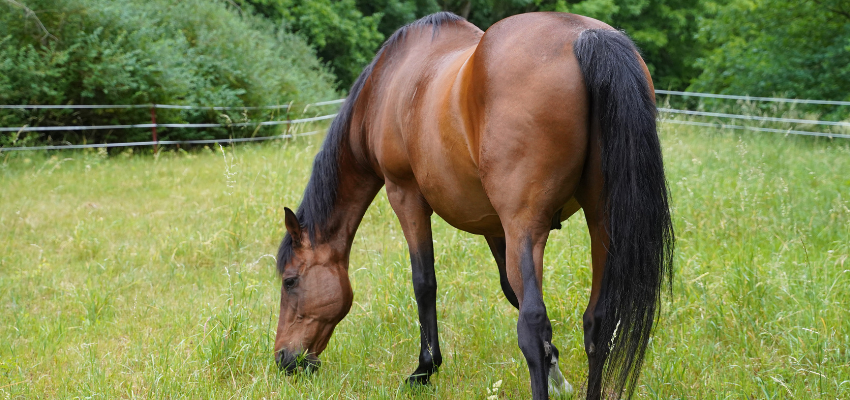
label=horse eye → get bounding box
[283,277,298,290]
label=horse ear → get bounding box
[284,207,302,245]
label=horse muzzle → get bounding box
[275,349,321,375]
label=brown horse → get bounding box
[273,11,674,399]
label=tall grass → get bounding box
[0,123,848,398]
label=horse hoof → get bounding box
[549,379,574,398]
[548,353,574,398]
[405,373,431,387]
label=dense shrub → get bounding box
[690,0,850,120]
[236,0,385,89]
[0,0,338,146]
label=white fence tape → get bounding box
[661,119,850,139]
[0,98,346,110]
[3,90,850,151]
[0,130,323,152]
[152,104,291,111]
[657,108,850,128]
[0,103,290,110]
[4,90,849,110]
[310,99,346,106]
[655,90,850,106]
[0,113,337,133]
[1,104,149,110]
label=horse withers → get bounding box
[273,11,674,400]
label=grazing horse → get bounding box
[273,11,674,399]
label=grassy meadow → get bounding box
[0,123,848,398]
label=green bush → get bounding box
[690,0,850,120]
[0,0,338,146]
[236,0,385,89]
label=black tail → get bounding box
[573,29,675,398]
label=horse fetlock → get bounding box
[583,308,603,356]
[431,352,443,368]
[407,363,438,386]
[416,356,441,373]
[406,372,431,386]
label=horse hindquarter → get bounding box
[475,13,673,400]
[473,14,596,400]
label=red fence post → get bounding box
[150,104,158,154]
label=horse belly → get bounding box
[416,158,504,236]
[408,79,503,233]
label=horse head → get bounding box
[274,207,353,374]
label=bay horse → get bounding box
[274,11,673,399]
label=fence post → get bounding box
[284,101,293,138]
[150,104,158,154]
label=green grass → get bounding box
[1,124,848,398]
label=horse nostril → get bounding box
[275,350,298,375]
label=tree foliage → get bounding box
[237,0,385,88]
[0,0,337,145]
[238,0,710,91]
[369,0,713,90]
[691,0,850,106]
[552,0,716,90]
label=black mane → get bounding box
[277,12,465,274]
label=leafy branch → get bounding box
[811,0,850,21]
[3,0,57,43]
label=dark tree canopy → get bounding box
[691,0,850,104]
[237,0,712,91]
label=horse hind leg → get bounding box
[486,235,572,397]
[484,197,578,309]
[575,130,611,399]
[480,153,585,398]
[484,236,519,309]
[578,201,609,398]
[507,229,553,400]
[495,208,580,400]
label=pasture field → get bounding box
[1,124,848,399]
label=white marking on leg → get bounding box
[548,353,574,398]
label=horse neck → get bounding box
[321,142,383,263]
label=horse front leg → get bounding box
[386,182,441,385]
